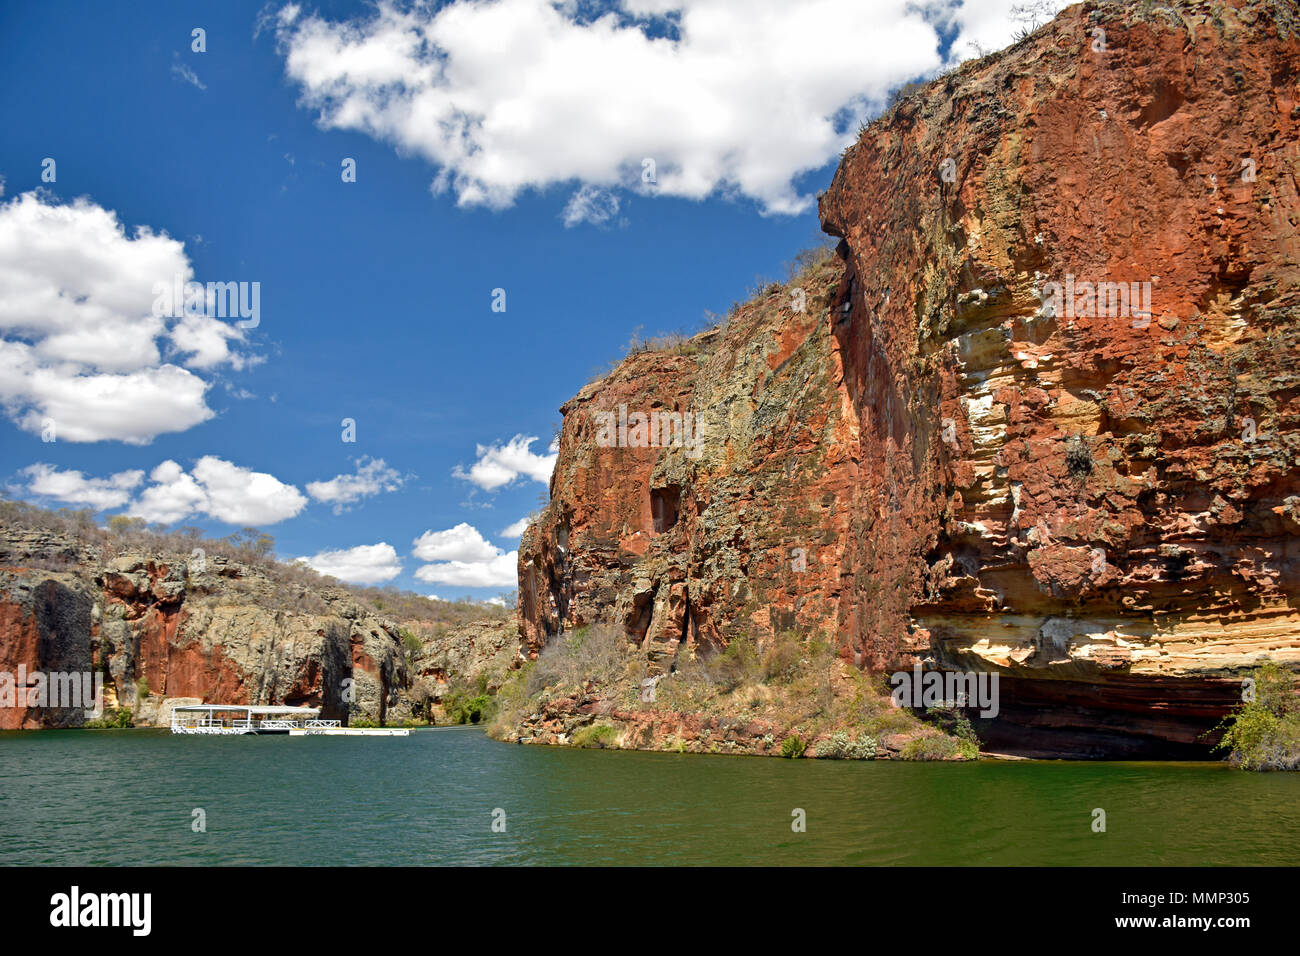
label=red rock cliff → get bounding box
[519,0,1300,757]
[0,526,513,729]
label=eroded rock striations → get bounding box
[519,0,1300,757]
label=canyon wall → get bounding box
[0,527,511,729]
[519,0,1300,757]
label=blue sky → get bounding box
[0,0,1042,599]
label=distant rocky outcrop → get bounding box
[0,523,514,729]
[518,0,1300,757]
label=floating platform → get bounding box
[289,727,410,736]
[170,704,408,736]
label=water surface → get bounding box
[2,726,1295,865]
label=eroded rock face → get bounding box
[0,529,510,728]
[409,621,518,697]
[520,253,855,672]
[0,570,94,729]
[520,0,1300,756]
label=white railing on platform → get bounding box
[170,713,341,734]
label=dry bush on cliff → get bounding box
[528,624,634,694]
[349,586,512,627]
[659,633,864,731]
[583,238,837,388]
[885,79,927,109]
[783,240,837,282]
[627,327,698,355]
[0,500,103,541]
[491,624,967,759]
[486,625,637,737]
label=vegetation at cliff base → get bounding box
[572,723,618,748]
[813,731,877,759]
[489,624,973,761]
[83,707,133,729]
[1215,662,1300,771]
[439,672,495,725]
[445,690,493,725]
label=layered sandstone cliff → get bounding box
[519,0,1300,757]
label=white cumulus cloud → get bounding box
[414,551,518,588]
[500,516,531,538]
[306,456,405,513]
[187,456,307,525]
[19,457,307,526]
[302,542,403,584]
[0,191,253,444]
[20,463,145,511]
[122,456,308,525]
[128,461,208,525]
[411,521,517,587]
[273,1,1063,217]
[453,434,556,491]
[169,313,249,370]
[412,522,501,563]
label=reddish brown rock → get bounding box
[0,526,513,728]
[0,572,94,729]
[520,255,856,670]
[520,0,1300,756]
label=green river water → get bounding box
[2,725,1296,865]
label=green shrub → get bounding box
[487,661,536,735]
[952,711,979,744]
[1215,663,1300,771]
[863,707,922,738]
[781,734,806,758]
[399,628,422,655]
[900,734,963,761]
[815,731,877,759]
[445,691,492,725]
[924,705,982,750]
[572,723,618,749]
[84,707,133,729]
